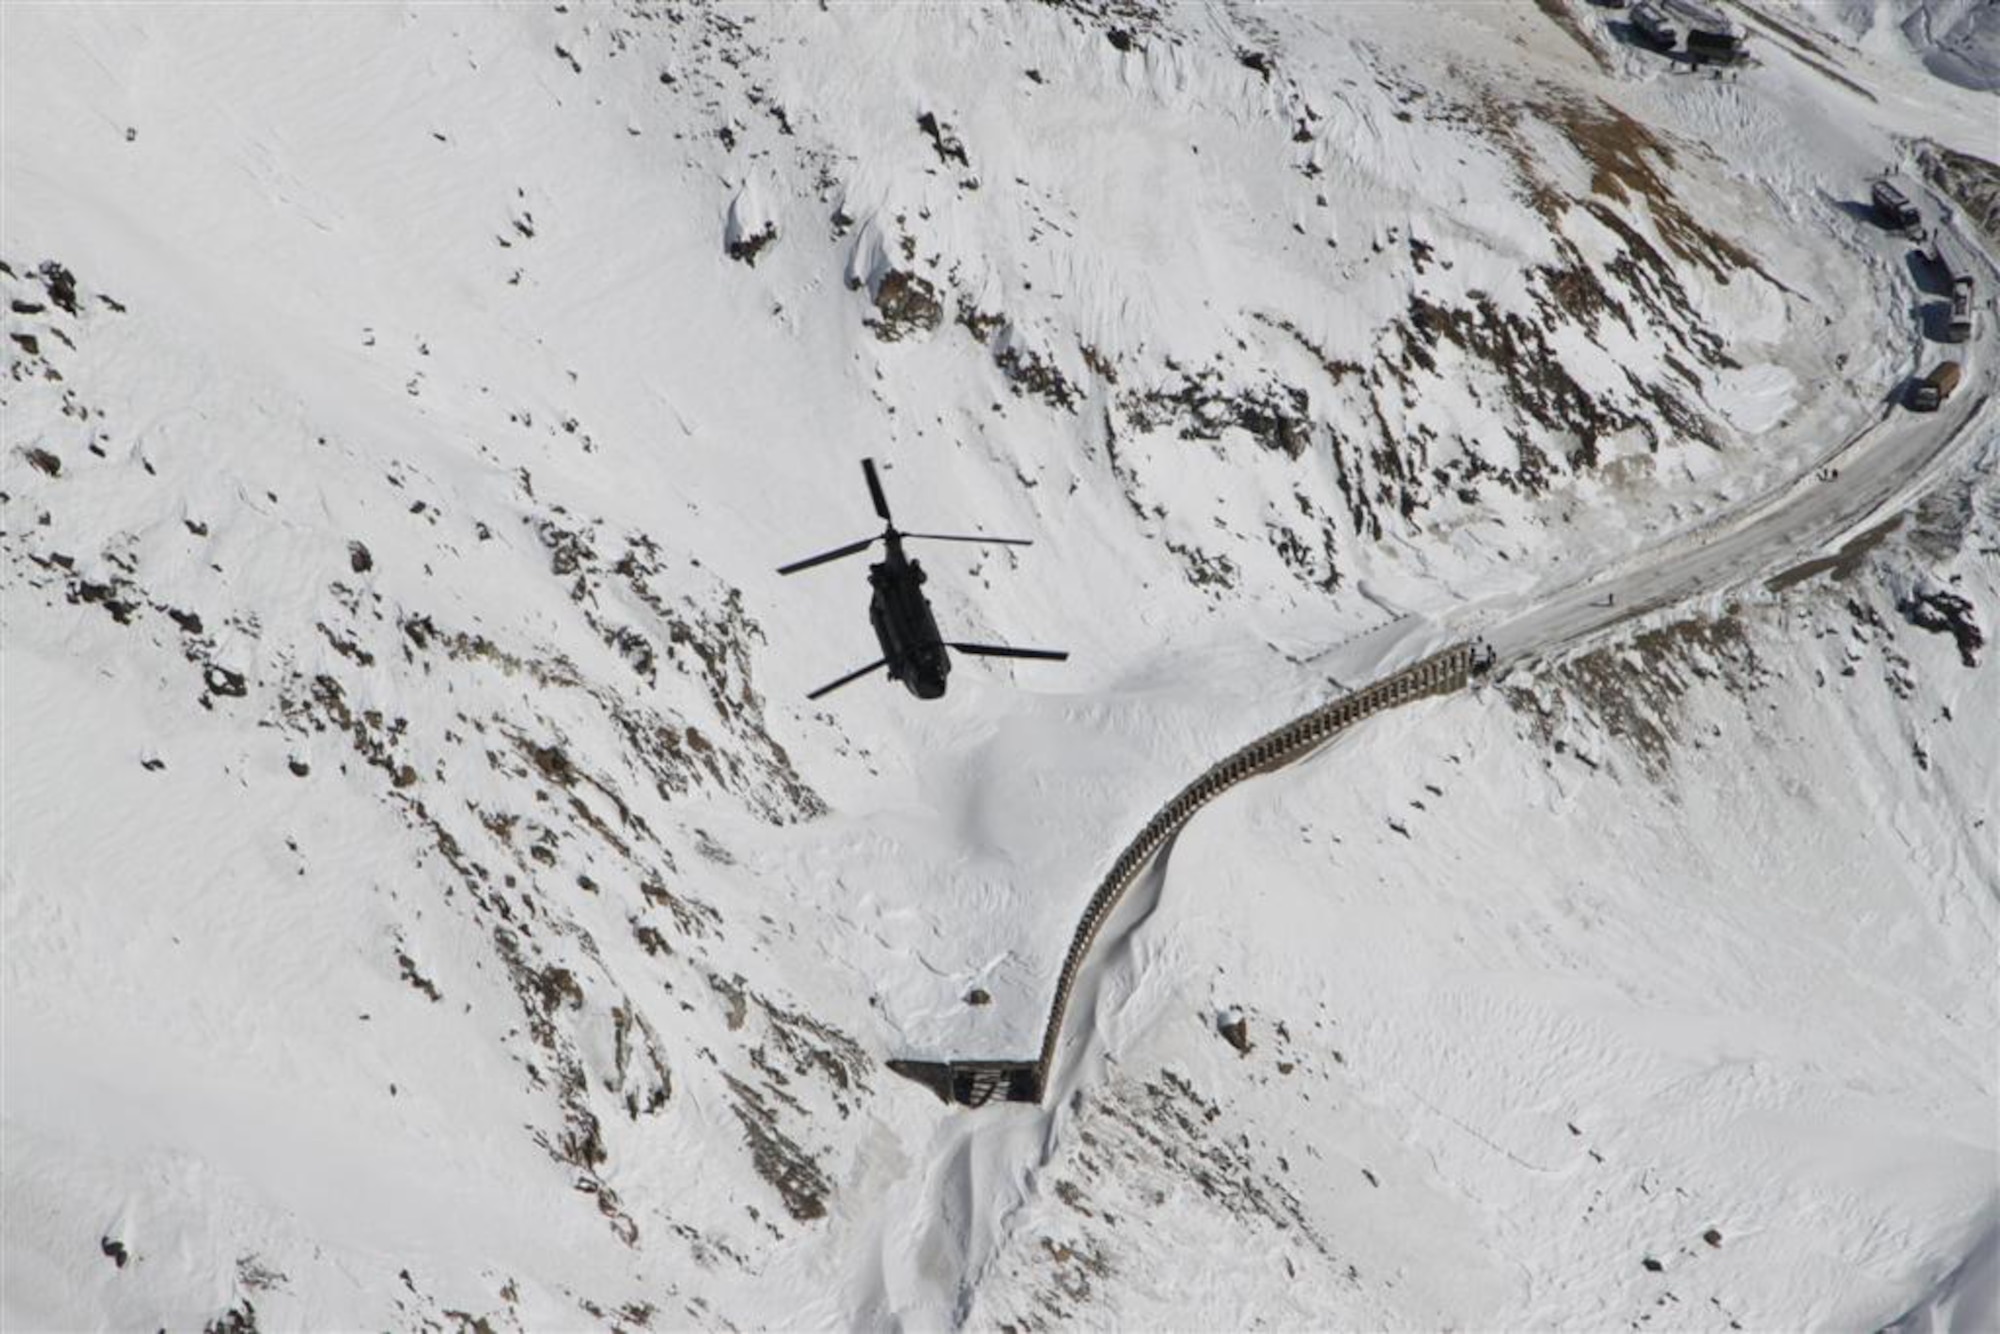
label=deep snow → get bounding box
[3,1,1995,1329]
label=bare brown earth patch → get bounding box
[1524,94,1772,286]
[989,1067,1347,1328]
[1510,613,1766,781]
[1920,141,2000,247]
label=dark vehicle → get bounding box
[1908,361,1961,412]
[1631,0,1745,59]
[1685,30,1743,63]
[1870,178,1921,231]
[777,459,1067,701]
[1629,2,1678,48]
[1685,22,1747,64]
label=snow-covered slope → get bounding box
[1805,0,2000,91]
[962,451,1999,1329]
[3,1,1994,1328]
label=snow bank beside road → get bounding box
[1708,360,1800,434]
[1889,1217,2000,1334]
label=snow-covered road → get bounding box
[909,195,1996,1106]
[1475,202,1998,668]
[1478,380,1991,669]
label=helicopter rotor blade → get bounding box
[903,532,1034,548]
[947,642,1070,662]
[862,458,892,523]
[777,535,878,576]
[806,657,888,701]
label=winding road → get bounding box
[891,195,1995,1113]
[867,190,1995,1332]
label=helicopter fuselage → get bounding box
[868,533,950,699]
[777,458,1063,703]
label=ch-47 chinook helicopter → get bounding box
[777,459,1068,701]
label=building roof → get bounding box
[1662,0,1743,38]
[1931,227,1977,285]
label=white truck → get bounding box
[1928,229,1980,342]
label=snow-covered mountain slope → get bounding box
[3,1,1994,1329]
[1808,0,2000,91]
[960,451,1999,1330]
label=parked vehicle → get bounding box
[1908,361,1961,412]
[1928,229,1976,293]
[1947,286,1978,343]
[1684,14,1749,64]
[1631,0,1747,61]
[1629,2,1679,49]
[1870,178,1921,231]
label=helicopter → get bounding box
[777,459,1068,701]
